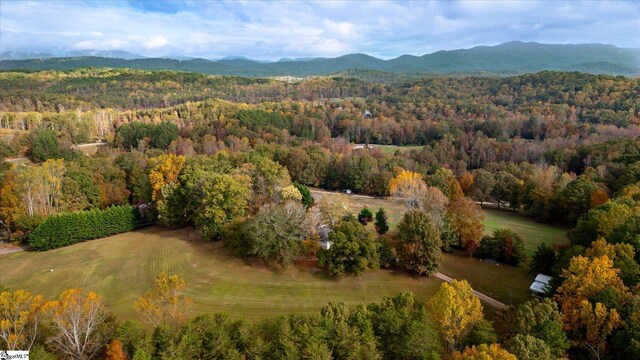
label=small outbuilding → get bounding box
[529,274,552,297]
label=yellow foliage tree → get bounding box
[148,154,185,201]
[554,255,628,333]
[450,343,516,360]
[585,238,635,263]
[576,300,621,359]
[0,290,44,350]
[427,279,483,352]
[0,169,21,227]
[279,185,303,203]
[617,184,640,199]
[45,289,109,360]
[389,170,427,209]
[134,272,190,328]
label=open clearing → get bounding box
[482,208,568,257]
[0,227,442,321]
[0,191,568,321]
[310,189,568,256]
[311,188,569,305]
[355,144,425,155]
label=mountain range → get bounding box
[1,42,639,77]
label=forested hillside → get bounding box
[2,42,639,76]
[1,69,639,359]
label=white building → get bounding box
[529,274,552,297]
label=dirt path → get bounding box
[434,272,509,309]
[0,244,28,255]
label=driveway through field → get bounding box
[434,272,509,309]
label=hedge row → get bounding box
[29,205,142,251]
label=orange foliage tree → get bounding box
[457,172,474,195]
[590,189,609,208]
[105,339,128,360]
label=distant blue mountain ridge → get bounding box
[1,42,638,76]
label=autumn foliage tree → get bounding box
[590,189,610,208]
[576,300,621,359]
[554,255,628,332]
[427,280,483,352]
[148,154,185,202]
[390,170,427,209]
[45,289,110,360]
[134,272,190,328]
[105,339,128,360]
[450,343,516,360]
[457,172,474,195]
[448,198,484,254]
[0,289,44,350]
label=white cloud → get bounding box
[145,36,169,49]
[0,0,638,59]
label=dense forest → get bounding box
[1,69,639,359]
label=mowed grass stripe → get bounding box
[0,195,568,321]
[481,208,568,256]
[0,227,441,321]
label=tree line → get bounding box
[1,272,567,360]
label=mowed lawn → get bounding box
[310,189,569,305]
[482,208,568,257]
[311,189,568,255]
[373,145,425,155]
[1,192,569,321]
[0,227,442,322]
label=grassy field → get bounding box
[441,252,532,305]
[482,208,568,256]
[0,191,569,321]
[0,227,442,321]
[310,189,568,254]
[310,189,569,305]
[371,144,425,155]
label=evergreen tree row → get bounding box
[29,205,142,251]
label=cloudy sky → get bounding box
[1,0,639,60]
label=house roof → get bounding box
[529,281,548,294]
[534,274,552,284]
[529,273,552,294]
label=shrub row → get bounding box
[29,206,142,251]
